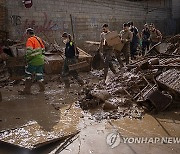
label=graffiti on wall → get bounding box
[10,15,22,26]
[10,13,108,42]
[10,13,66,41]
[23,13,61,33]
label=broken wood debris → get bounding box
[79,34,180,118]
[156,69,180,96]
[165,34,180,55]
[44,45,92,74]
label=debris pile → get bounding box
[156,69,180,98]
[0,47,9,86]
[79,69,147,120]
[0,62,9,86]
[165,34,180,55]
[79,34,180,119]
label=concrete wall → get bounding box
[0,0,7,31]
[5,0,174,46]
[172,0,180,33]
[172,0,180,19]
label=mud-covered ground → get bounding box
[0,68,180,154]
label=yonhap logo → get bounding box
[106,133,180,146]
[106,132,121,148]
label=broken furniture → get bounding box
[44,47,92,74]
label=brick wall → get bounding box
[172,0,180,33]
[5,0,175,46]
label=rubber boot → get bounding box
[19,79,32,95]
[38,81,45,92]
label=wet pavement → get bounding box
[0,72,180,154]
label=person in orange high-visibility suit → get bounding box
[19,28,45,95]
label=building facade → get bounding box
[0,0,179,45]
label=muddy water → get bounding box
[0,85,58,131]
[0,72,180,154]
[0,79,86,130]
[52,110,180,154]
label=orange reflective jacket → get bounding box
[26,35,45,66]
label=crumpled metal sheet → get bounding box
[156,69,180,94]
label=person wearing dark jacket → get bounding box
[128,22,140,60]
[61,32,84,88]
[141,24,150,56]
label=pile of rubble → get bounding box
[165,34,180,55]
[78,69,147,120]
[0,62,9,87]
[79,66,178,120]
[79,35,180,120]
[0,47,9,87]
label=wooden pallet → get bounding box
[69,60,89,71]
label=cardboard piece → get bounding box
[105,31,121,46]
[113,42,124,52]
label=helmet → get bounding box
[26,28,34,34]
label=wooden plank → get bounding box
[69,60,89,71]
[85,41,100,45]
